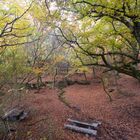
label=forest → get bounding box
[0,0,140,140]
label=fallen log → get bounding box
[64,124,97,136]
[67,118,101,129]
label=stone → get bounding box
[3,108,28,121]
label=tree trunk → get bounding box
[100,77,113,102]
[133,22,140,46]
[92,67,96,78]
[53,68,58,88]
[83,72,87,81]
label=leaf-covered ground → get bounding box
[5,74,140,140]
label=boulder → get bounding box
[66,79,76,86]
[56,80,68,89]
[76,80,90,85]
[3,108,28,121]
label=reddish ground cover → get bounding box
[6,74,140,140]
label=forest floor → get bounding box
[3,73,140,140]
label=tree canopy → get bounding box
[53,0,140,80]
[0,0,140,87]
